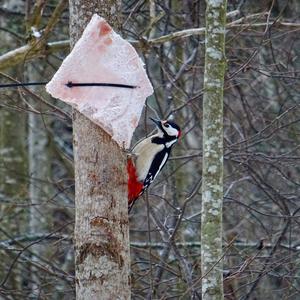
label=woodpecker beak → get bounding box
[150,117,163,130]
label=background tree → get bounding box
[201,0,227,299]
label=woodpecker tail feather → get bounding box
[127,158,143,213]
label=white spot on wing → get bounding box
[165,140,177,148]
[154,152,168,180]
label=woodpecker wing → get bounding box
[132,136,164,182]
[143,148,171,190]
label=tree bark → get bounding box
[69,1,130,299]
[201,0,227,299]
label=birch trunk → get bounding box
[69,1,130,299]
[28,63,50,297]
[201,0,227,299]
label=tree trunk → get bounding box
[201,0,227,299]
[69,1,130,299]
[27,63,51,297]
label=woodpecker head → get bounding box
[150,117,181,141]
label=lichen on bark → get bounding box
[201,0,227,299]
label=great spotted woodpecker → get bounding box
[127,118,181,212]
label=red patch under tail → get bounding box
[127,158,143,211]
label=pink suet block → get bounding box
[46,14,153,149]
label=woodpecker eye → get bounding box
[164,123,170,128]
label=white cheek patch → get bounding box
[157,130,164,137]
[165,126,178,137]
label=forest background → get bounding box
[0,0,300,299]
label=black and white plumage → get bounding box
[128,118,181,211]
